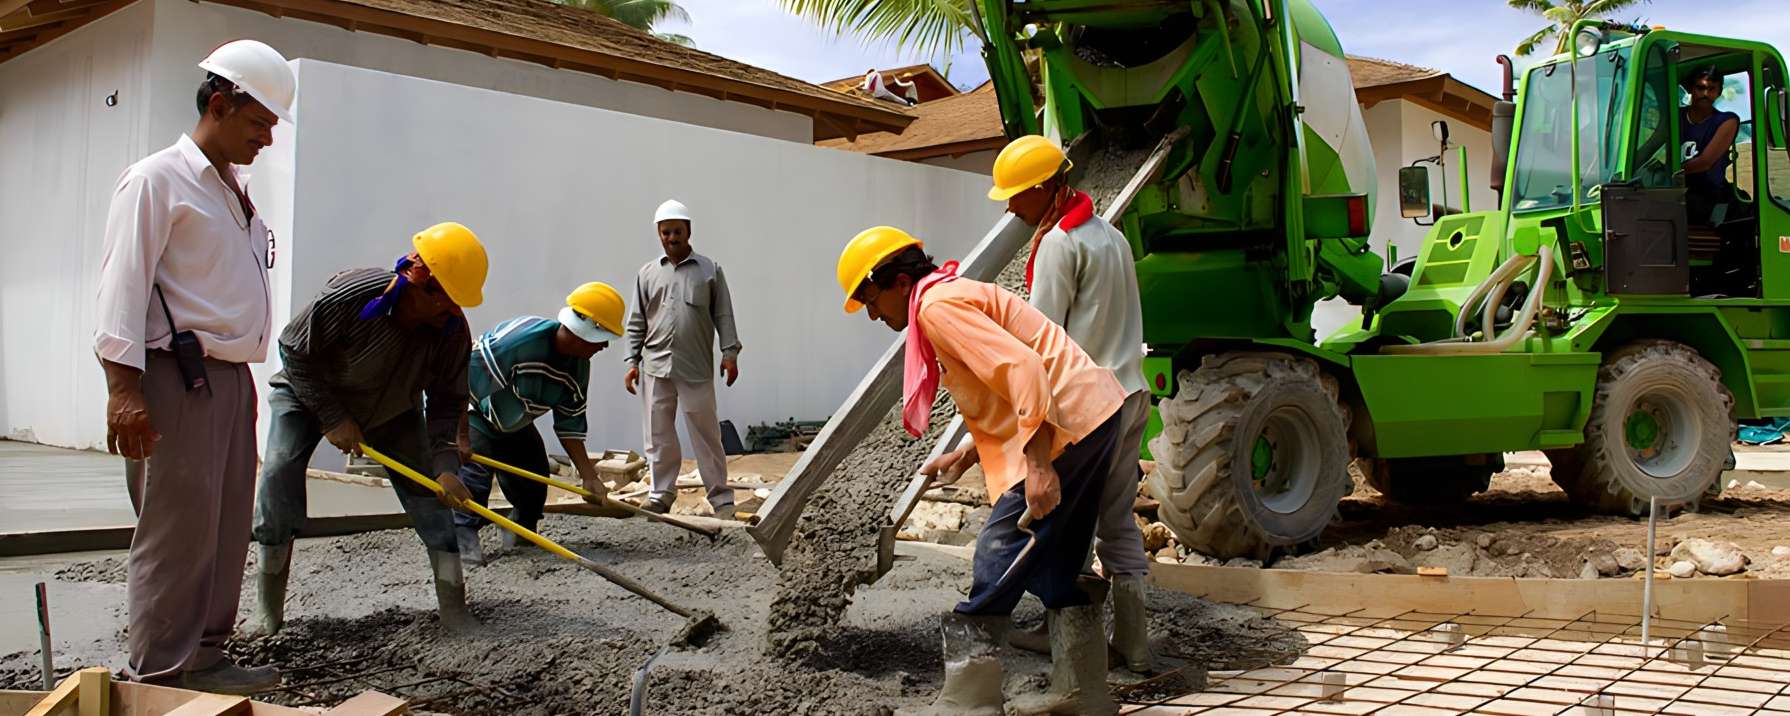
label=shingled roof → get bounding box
[0,0,912,141]
[819,56,1498,160]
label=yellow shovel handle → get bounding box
[358,444,582,563]
[472,454,595,498]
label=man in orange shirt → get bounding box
[837,227,1125,716]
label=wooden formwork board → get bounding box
[1,679,400,716]
[1150,563,1790,624]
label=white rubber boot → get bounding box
[895,613,1008,716]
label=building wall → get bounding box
[920,149,998,175]
[1312,98,1497,339]
[275,60,1003,463]
[0,2,157,445]
[141,0,814,147]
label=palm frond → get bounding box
[1514,25,1557,56]
[1584,0,1650,17]
[653,32,695,47]
[1505,0,1557,13]
[780,0,975,58]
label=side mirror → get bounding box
[1432,120,1451,146]
[1399,166,1433,219]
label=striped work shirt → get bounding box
[270,268,470,476]
[468,316,590,441]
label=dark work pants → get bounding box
[956,409,1121,615]
[123,353,257,682]
[251,385,457,553]
[454,425,550,530]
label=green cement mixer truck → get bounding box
[975,1,1790,559]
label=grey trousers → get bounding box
[123,352,257,682]
[1092,390,1152,576]
[641,373,733,509]
[251,385,457,553]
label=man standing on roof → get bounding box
[975,135,1156,673]
[624,200,744,519]
[838,227,1126,715]
[453,282,626,567]
[248,222,488,636]
[94,39,295,694]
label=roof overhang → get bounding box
[1355,74,1498,132]
[0,0,912,141]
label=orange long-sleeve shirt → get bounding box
[916,278,1125,501]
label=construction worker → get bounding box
[623,200,743,518]
[982,135,1156,673]
[839,227,1126,716]
[248,223,488,636]
[93,39,295,694]
[453,282,626,567]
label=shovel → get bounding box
[359,444,722,646]
[470,453,720,540]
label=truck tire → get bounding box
[1550,340,1733,515]
[1146,352,1352,561]
[1360,455,1499,505]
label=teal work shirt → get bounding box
[468,316,590,440]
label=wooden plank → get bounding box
[1148,563,1783,624]
[321,691,407,715]
[160,693,248,716]
[23,674,78,716]
[747,212,1031,564]
[75,669,106,716]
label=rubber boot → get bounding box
[1007,604,1119,715]
[457,526,484,568]
[428,549,479,632]
[244,542,292,637]
[1110,574,1155,674]
[1007,620,1050,655]
[499,516,536,552]
[894,613,1008,716]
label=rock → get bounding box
[1141,522,1175,552]
[1745,480,1768,491]
[1476,534,1494,549]
[1613,547,1648,573]
[898,500,969,540]
[1413,544,1477,576]
[1413,535,1440,552]
[1224,557,1263,569]
[1728,479,1741,489]
[1773,546,1790,560]
[1670,538,1747,576]
[1583,552,1621,577]
[1579,561,1602,580]
[1153,547,1179,563]
[1668,560,1697,579]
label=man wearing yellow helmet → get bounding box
[248,222,488,636]
[838,227,1126,716]
[982,135,1155,673]
[451,282,625,567]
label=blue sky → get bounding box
[660,0,1790,97]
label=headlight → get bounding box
[1575,28,1603,58]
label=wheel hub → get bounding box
[1625,390,1695,479]
[1248,406,1321,514]
[1625,408,1661,457]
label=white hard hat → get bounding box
[198,39,296,122]
[654,199,692,225]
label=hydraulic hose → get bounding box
[1384,243,1555,355]
[1452,252,1536,339]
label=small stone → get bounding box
[1413,535,1440,551]
[1728,479,1741,489]
[1745,480,1768,491]
[1584,552,1621,577]
[1668,560,1697,578]
[1224,557,1263,569]
[1613,547,1648,572]
[1670,538,1747,576]
[1476,534,1494,549]
[1579,561,1602,580]
[1153,548,1179,563]
[1773,546,1790,560]
[1141,522,1174,552]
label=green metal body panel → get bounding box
[1351,353,1599,457]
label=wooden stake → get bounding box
[76,668,108,716]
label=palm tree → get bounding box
[779,0,978,60]
[1508,0,1650,57]
[554,0,696,47]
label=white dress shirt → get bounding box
[94,135,272,370]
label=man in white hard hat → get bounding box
[624,200,743,518]
[93,39,295,694]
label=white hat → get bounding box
[558,306,620,344]
[199,39,297,122]
[654,199,691,225]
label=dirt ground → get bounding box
[0,513,1300,714]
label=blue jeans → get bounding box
[957,409,1121,615]
[251,385,458,553]
[454,425,550,530]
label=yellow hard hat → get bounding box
[837,226,922,313]
[561,282,625,344]
[412,222,488,308]
[988,135,1071,201]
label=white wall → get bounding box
[0,2,156,445]
[277,60,1002,458]
[921,149,998,175]
[140,0,813,147]
[1313,98,1496,339]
